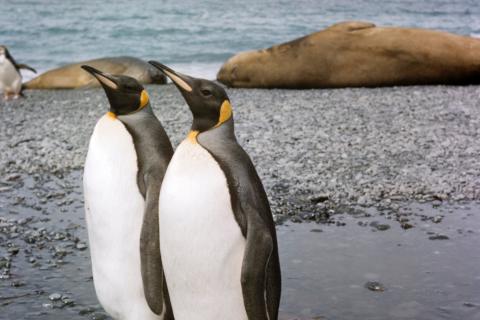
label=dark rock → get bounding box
[429,234,449,240]
[310,194,329,203]
[10,281,25,287]
[365,281,385,292]
[7,247,19,255]
[374,224,391,231]
[76,242,88,250]
[299,212,316,221]
[48,293,62,301]
[78,307,95,315]
[290,216,302,223]
[91,312,109,320]
[463,302,478,308]
[401,223,414,230]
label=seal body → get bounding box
[0,55,22,97]
[159,136,248,320]
[24,56,166,89]
[217,21,480,88]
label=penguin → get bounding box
[81,65,174,320]
[149,61,281,320]
[0,45,36,100]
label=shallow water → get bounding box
[1,172,479,319]
[279,205,480,319]
[1,0,480,80]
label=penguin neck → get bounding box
[116,103,153,121]
[116,103,174,196]
[191,117,217,133]
[195,117,236,145]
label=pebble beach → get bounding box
[1,85,479,211]
[1,85,480,319]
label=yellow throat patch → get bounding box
[187,130,199,143]
[106,111,117,119]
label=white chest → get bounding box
[159,139,247,320]
[84,115,161,320]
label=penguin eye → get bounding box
[201,89,212,97]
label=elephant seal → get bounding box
[217,21,480,88]
[24,56,166,89]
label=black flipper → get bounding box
[241,208,274,319]
[4,47,20,72]
[4,47,36,73]
[17,64,37,73]
[198,118,281,320]
[119,105,174,318]
[140,176,166,315]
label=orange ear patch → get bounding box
[215,100,232,127]
[139,90,149,109]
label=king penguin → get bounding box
[81,65,174,320]
[149,61,281,320]
[0,45,36,100]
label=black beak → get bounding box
[81,65,120,90]
[148,61,194,92]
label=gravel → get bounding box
[1,84,480,215]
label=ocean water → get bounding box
[1,0,480,81]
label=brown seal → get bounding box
[24,56,166,89]
[217,21,480,88]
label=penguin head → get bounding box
[81,65,150,116]
[149,61,232,132]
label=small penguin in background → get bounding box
[0,45,36,100]
[149,61,281,320]
[81,65,174,320]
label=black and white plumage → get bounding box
[82,66,174,320]
[150,61,281,320]
[0,45,36,99]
